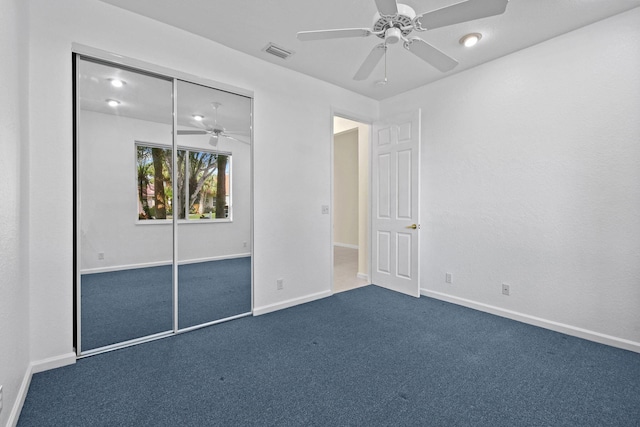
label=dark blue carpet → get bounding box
[81,257,251,351]
[22,285,640,426]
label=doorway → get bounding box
[332,116,371,293]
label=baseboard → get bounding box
[253,290,332,316]
[334,242,359,250]
[421,289,640,354]
[356,273,369,281]
[31,352,76,373]
[8,366,32,427]
[81,253,251,275]
[178,253,251,266]
[8,352,76,426]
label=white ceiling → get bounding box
[79,58,252,132]
[98,0,640,101]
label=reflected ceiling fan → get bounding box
[297,0,509,81]
[177,102,250,146]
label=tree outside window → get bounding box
[136,143,231,221]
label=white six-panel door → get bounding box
[371,109,421,297]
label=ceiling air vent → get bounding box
[263,43,294,60]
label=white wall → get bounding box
[18,4,639,417]
[380,9,640,349]
[26,0,378,366]
[0,0,30,425]
[79,111,251,272]
[333,129,359,247]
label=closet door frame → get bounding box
[73,44,254,357]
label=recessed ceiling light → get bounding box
[460,33,482,48]
[193,115,204,121]
[110,79,125,88]
[106,99,120,107]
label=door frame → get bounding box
[330,109,374,294]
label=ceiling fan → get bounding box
[177,102,250,146]
[297,0,509,81]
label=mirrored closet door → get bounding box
[75,55,252,355]
[176,80,252,330]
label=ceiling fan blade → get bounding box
[297,28,372,41]
[375,0,398,16]
[417,0,509,30]
[353,44,386,81]
[406,38,458,72]
[177,130,209,135]
[223,130,251,136]
[221,134,250,145]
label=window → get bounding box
[136,144,172,220]
[136,143,231,221]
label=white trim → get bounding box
[421,289,640,354]
[334,242,359,250]
[178,253,250,265]
[253,290,332,316]
[31,352,77,374]
[79,331,173,358]
[356,273,369,281]
[8,365,33,427]
[80,253,251,274]
[134,218,233,226]
[11,351,77,424]
[177,312,251,334]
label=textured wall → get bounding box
[380,9,640,347]
[0,0,30,424]
[79,111,251,272]
[27,0,377,363]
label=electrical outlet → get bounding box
[445,273,452,284]
[502,283,510,296]
[98,252,105,260]
[243,241,247,248]
[321,205,330,215]
[276,278,284,290]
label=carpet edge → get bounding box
[253,290,332,316]
[8,363,32,427]
[422,289,640,354]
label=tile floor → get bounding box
[333,246,369,293]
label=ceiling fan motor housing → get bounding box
[373,3,416,39]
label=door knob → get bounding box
[407,224,418,229]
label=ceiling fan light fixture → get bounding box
[106,99,120,107]
[460,33,482,47]
[385,27,402,44]
[193,114,204,121]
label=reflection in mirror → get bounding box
[78,58,174,352]
[176,80,252,329]
[76,57,253,354]
[136,144,173,220]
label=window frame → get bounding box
[134,141,233,225]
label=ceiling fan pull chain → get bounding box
[384,44,388,81]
